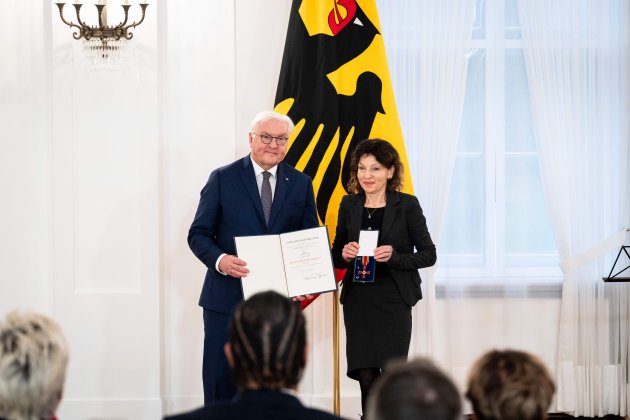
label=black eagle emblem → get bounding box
[275,0,385,222]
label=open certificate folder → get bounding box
[234,226,338,299]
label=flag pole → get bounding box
[333,290,340,415]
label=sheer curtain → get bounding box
[517,0,630,415]
[379,0,475,357]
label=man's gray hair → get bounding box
[0,311,69,420]
[250,111,295,135]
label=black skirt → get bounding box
[342,273,412,379]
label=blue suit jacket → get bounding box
[188,156,318,314]
[163,390,345,420]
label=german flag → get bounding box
[275,0,413,306]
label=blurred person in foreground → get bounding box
[466,349,555,420]
[0,311,69,420]
[366,358,462,420]
[164,291,344,420]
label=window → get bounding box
[381,0,561,284]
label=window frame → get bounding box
[435,0,562,284]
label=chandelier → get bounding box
[54,1,149,59]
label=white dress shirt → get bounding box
[215,156,279,274]
[250,156,278,200]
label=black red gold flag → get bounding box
[274,0,413,307]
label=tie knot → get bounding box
[262,171,271,180]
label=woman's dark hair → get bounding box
[347,138,404,194]
[228,291,306,390]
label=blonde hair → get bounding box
[0,311,69,420]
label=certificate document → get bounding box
[235,226,337,299]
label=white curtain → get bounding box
[378,0,475,358]
[517,0,630,416]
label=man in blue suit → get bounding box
[188,111,319,404]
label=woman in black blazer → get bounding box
[331,139,436,416]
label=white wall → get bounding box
[50,0,161,417]
[160,0,236,413]
[0,1,560,418]
[0,1,52,315]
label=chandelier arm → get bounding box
[72,4,91,33]
[55,3,83,33]
[115,5,131,29]
[95,4,106,29]
[122,3,148,31]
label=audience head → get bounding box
[0,310,69,420]
[366,357,462,420]
[226,291,306,391]
[466,349,555,420]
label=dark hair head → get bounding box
[466,349,555,420]
[347,138,404,194]
[367,358,462,420]
[228,291,306,390]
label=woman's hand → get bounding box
[374,245,394,262]
[342,241,360,262]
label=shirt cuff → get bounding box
[215,253,228,275]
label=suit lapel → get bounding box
[239,156,266,226]
[349,194,364,242]
[268,163,288,228]
[382,191,400,238]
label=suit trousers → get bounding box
[202,309,236,404]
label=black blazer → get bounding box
[331,191,436,307]
[163,390,344,420]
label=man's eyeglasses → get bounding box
[252,133,289,146]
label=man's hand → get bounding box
[219,255,249,278]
